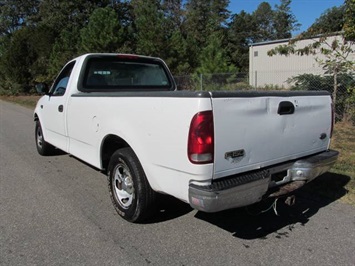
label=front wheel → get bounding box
[107,147,156,223]
[35,121,55,156]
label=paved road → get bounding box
[1,100,354,266]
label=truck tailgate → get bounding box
[211,91,332,179]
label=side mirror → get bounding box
[35,83,49,94]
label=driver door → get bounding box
[41,61,75,152]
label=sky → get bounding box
[227,0,345,35]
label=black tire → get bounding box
[35,121,55,156]
[107,147,156,223]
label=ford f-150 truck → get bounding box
[34,53,338,222]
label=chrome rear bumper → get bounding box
[188,150,339,212]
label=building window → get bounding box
[254,51,258,57]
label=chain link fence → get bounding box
[173,72,355,124]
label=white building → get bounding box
[249,34,355,88]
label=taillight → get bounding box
[188,111,214,164]
[330,102,334,138]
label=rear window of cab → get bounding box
[78,55,174,92]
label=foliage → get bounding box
[344,85,355,123]
[273,0,300,39]
[131,0,165,56]
[80,7,124,53]
[329,122,355,205]
[268,33,354,111]
[1,25,56,92]
[227,0,299,71]
[288,73,355,122]
[305,5,345,36]
[227,11,253,72]
[0,0,345,93]
[196,32,236,75]
[0,0,40,35]
[252,2,275,42]
[48,27,81,79]
[183,0,230,69]
[157,0,190,74]
[344,0,355,41]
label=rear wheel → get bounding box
[107,147,156,223]
[35,121,55,156]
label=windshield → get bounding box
[80,56,173,91]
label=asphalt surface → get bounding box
[1,99,354,266]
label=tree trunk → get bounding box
[333,70,338,119]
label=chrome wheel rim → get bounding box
[112,162,134,209]
[37,127,43,149]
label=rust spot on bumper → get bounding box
[269,181,306,197]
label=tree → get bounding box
[162,0,184,30]
[130,0,165,56]
[210,0,230,31]
[183,0,230,69]
[268,34,354,107]
[315,36,354,105]
[80,7,124,53]
[196,32,236,74]
[160,0,191,74]
[0,35,11,91]
[288,73,355,121]
[3,25,57,88]
[0,0,40,35]
[36,0,110,27]
[48,27,81,79]
[184,0,229,45]
[273,0,300,39]
[227,11,254,71]
[344,0,355,40]
[30,0,110,77]
[252,2,275,42]
[306,5,345,36]
[194,32,236,90]
[164,29,190,74]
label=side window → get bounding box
[50,61,76,96]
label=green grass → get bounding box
[1,95,354,205]
[328,122,355,204]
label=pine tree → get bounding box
[184,0,230,69]
[48,27,81,78]
[161,0,190,74]
[196,32,236,75]
[252,2,275,42]
[273,0,300,39]
[80,7,123,53]
[131,0,165,56]
[227,11,254,71]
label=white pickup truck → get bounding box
[34,53,338,222]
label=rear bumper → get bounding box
[188,150,339,212]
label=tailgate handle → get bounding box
[278,101,295,115]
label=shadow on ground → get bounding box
[194,172,350,239]
[46,148,67,156]
[145,194,194,223]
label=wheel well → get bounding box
[101,135,130,171]
[34,113,39,121]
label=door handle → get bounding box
[58,105,64,112]
[278,101,295,115]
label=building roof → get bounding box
[250,32,344,47]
